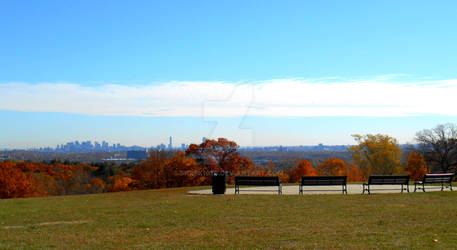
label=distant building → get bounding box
[202,137,207,143]
[168,136,173,149]
[126,150,147,160]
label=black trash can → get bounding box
[212,171,227,194]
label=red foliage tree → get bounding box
[185,138,253,183]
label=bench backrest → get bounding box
[423,173,455,184]
[235,176,280,186]
[301,176,347,186]
[368,175,410,185]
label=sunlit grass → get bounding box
[1,186,456,249]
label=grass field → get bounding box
[1,187,457,249]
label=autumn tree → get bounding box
[0,161,37,198]
[132,150,169,189]
[347,163,363,182]
[415,123,457,173]
[164,151,203,187]
[185,138,253,177]
[289,160,317,183]
[349,134,402,176]
[404,152,427,181]
[107,175,137,192]
[317,158,347,176]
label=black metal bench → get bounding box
[414,173,455,192]
[299,176,347,194]
[235,176,282,194]
[362,175,410,194]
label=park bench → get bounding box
[362,175,410,194]
[235,176,282,194]
[299,176,347,194]
[414,173,455,192]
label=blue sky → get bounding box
[1,0,457,148]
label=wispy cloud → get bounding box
[1,77,457,117]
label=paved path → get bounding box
[188,184,451,195]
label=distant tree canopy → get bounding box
[415,123,457,173]
[349,134,402,176]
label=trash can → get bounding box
[212,171,227,194]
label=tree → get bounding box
[347,163,363,182]
[415,123,457,173]
[164,151,203,187]
[0,161,37,198]
[132,150,169,189]
[185,138,252,175]
[289,160,317,183]
[349,134,402,176]
[317,158,347,176]
[404,152,427,181]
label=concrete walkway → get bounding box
[188,184,451,195]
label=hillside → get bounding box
[1,187,457,249]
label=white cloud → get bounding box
[1,77,457,117]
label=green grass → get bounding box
[1,187,457,249]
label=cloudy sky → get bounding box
[1,1,457,148]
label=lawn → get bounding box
[1,187,457,249]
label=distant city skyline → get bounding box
[1,138,355,153]
[1,1,457,148]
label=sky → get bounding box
[1,0,457,148]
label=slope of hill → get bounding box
[1,188,456,248]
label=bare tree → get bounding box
[415,123,457,173]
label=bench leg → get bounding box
[362,183,370,195]
[401,184,404,194]
[279,185,282,195]
[235,185,239,194]
[450,183,453,191]
[406,184,409,193]
[423,183,426,192]
[414,183,417,192]
[299,185,303,195]
[342,184,347,194]
[441,183,444,191]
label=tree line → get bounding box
[1,124,456,199]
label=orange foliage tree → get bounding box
[317,158,347,176]
[131,151,203,189]
[405,152,428,181]
[289,160,317,183]
[0,161,37,198]
[347,163,363,182]
[316,158,363,182]
[107,175,137,192]
[0,161,107,199]
[132,151,169,189]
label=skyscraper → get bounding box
[168,136,173,149]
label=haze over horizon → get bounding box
[2,1,457,148]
